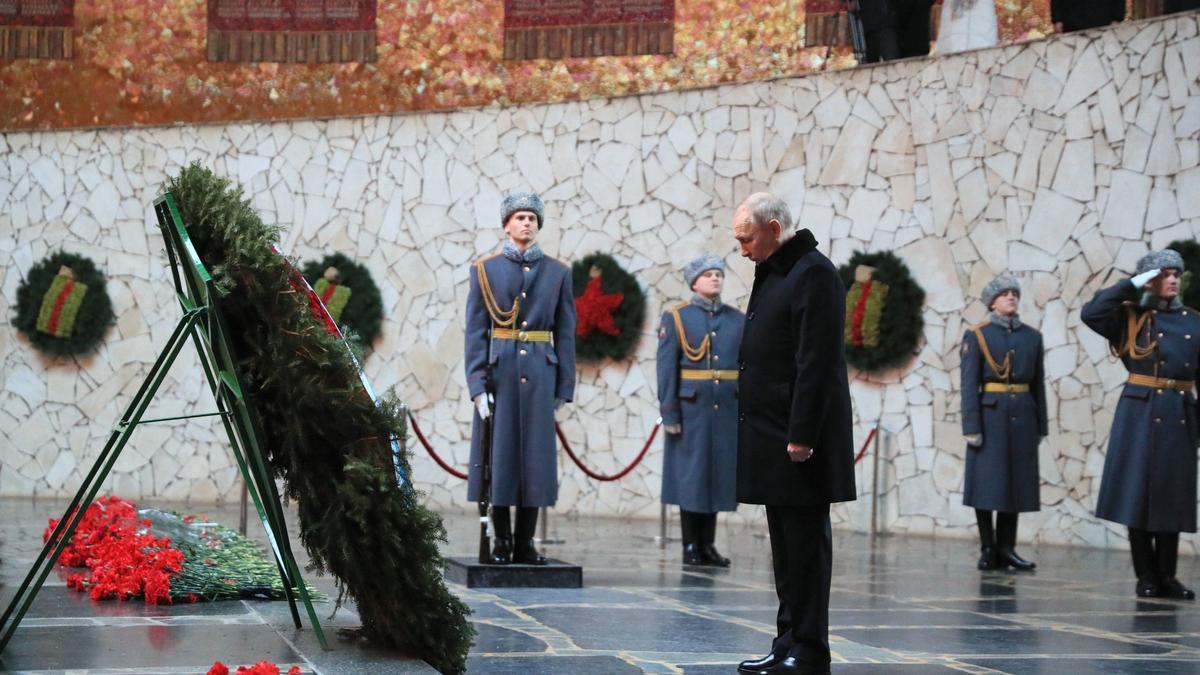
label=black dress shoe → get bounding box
[1160,578,1196,600]
[999,548,1036,571]
[513,538,547,565]
[758,656,830,674]
[489,536,513,565]
[701,543,731,567]
[1136,576,1160,598]
[682,543,705,565]
[737,652,784,674]
[977,546,997,570]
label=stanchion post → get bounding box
[239,477,249,535]
[536,506,565,545]
[659,503,667,548]
[870,426,887,537]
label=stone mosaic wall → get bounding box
[2,13,1199,551]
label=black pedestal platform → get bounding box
[444,557,582,588]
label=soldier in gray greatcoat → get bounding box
[1083,250,1200,599]
[657,253,745,567]
[960,276,1047,572]
[464,192,576,566]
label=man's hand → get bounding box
[664,423,682,434]
[965,433,983,448]
[474,394,491,420]
[1132,268,1161,289]
[787,443,814,463]
[555,398,567,411]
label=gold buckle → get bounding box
[518,330,528,342]
[1167,379,1176,388]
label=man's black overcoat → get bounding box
[736,230,857,507]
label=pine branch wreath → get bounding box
[572,252,646,362]
[1168,240,1200,310]
[301,253,384,347]
[837,250,925,373]
[14,251,114,358]
[166,163,471,674]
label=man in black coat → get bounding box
[851,0,933,62]
[732,193,856,675]
[1051,0,1124,33]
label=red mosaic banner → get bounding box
[503,0,675,59]
[0,0,73,59]
[207,0,376,63]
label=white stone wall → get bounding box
[3,13,1200,552]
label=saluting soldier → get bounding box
[960,276,1046,572]
[1083,250,1199,599]
[657,253,745,567]
[464,192,577,566]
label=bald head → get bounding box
[732,192,791,263]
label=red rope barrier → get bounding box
[555,420,660,481]
[407,411,469,480]
[854,427,877,465]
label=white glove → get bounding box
[1132,268,1161,288]
[474,394,491,420]
[965,433,983,448]
[664,423,682,434]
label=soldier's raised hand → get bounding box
[1132,268,1162,288]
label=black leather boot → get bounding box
[700,512,730,567]
[1130,528,1159,597]
[490,536,513,565]
[975,509,997,570]
[1154,532,1194,600]
[513,506,547,565]
[489,506,513,564]
[681,510,705,565]
[996,512,1035,570]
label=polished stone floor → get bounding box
[2,498,1199,673]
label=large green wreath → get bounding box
[837,250,925,373]
[301,253,384,347]
[572,252,646,362]
[166,164,471,673]
[1168,239,1200,310]
[14,251,114,358]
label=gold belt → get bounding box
[680,369,739,381]
[491,328,553,343]
[1127,373,1195,392]
[982,383,1030,393]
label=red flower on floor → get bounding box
[208,661,302,675]
[44,496,183,605]
[574,274,624,338]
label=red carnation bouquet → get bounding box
[44,496,183,605]
[207,660,302,675]
[45,496,314,605]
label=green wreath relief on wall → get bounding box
[14,251,114,358]
[572,252,647,363]
[837,250,926,373]
[302,252,384,347]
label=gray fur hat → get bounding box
[982,275,1021,309]
[1136,249,1185,275]
[500,192,544,228]
[684,253,726,289]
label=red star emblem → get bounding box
[575,275,624,338]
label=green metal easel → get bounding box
[0,192,327,653]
